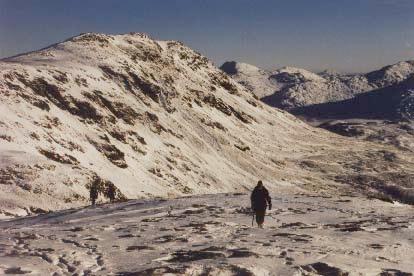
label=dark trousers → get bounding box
[255,210,266,225]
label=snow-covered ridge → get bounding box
[0,32,329,217]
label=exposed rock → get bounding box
[38,149,79,165]
[88,138,127,168]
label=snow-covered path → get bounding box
[0,193,413,275]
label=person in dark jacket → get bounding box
[106,183,116,203]
[250,180,272,228]
[90,181,99,206]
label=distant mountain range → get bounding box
[221,60,414,121]
[293,76,414,121]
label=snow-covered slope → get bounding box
[0,33,335,216]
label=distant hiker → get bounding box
[90,180,99,205]
[250,180,272,228]
[106,183,116,203]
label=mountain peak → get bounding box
[220,61,278,98]
[67,32,154,43]
[220,61,264,76]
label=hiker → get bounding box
[106,183,116,203]
[250,180,272,228]
[90,180,99,205]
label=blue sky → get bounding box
[1,0,413,72]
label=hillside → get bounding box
[0,33,413,218]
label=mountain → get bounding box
[291,76,414,121]
[263,66,360,109]
[0,33,413,218]
[221,61,372,109]
[0,33,332,216]
[223,60,414,116]
[219,61,280,98]
[365,60,414,87]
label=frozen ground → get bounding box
[0,192,413,275]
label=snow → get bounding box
[0,193,412,275]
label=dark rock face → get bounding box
[83,90,141,125]
[88,138,128,168]
[14,75,104,122]
[202,93,253,124]
[209,72,239,94]
[38,149,79,165]
[86,175,127,201]
[219,61,238,75]
[99,65,177,113]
